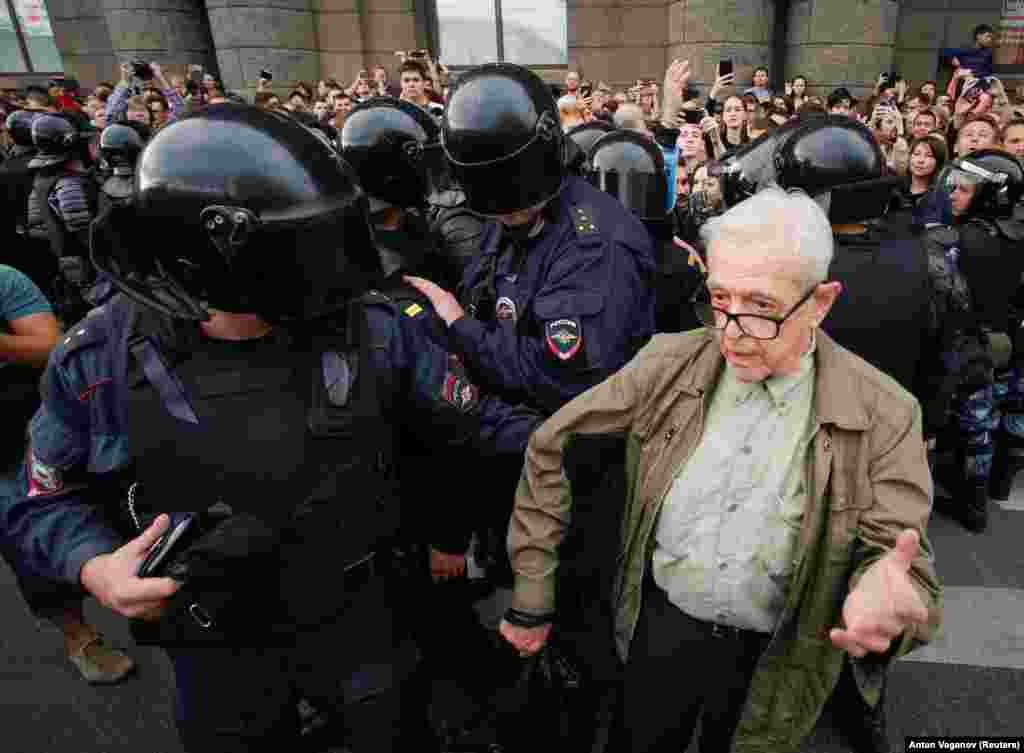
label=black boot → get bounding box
[961,482,989,533]
[990,430,1024,501]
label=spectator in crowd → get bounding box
[287,89,309,112]
[352,77,372,102]
[169,74,186,100]
[591,83,615,122]
[745,66,771,100]
[1002,117,1024,158]
[22,86,53,112]
[921,80,938,103]
[638,83,659,119]
[798,98,827,116]
[372,64,400,97]
[565,71,580,97]
[912,108,940,139]
[888,135,948,235]
[613,103,653,139]
[789,74,809,111]
[942,23,996,80]
[828,88,854,115]
[312,100,329,122]
[254,91,280,111]
[399,60,444,118]
[105,63,185,132]
[954,113,1001,156]
[558,95,586,132]
[719,95,749,153]
[677,121,710,174]
[333,92,354,130]
[501,185,940,753]
[317,78,338,100]
[746,109,775,140]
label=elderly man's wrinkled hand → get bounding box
[830,529,929,657]
[500,619,553,657]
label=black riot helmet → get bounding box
[92,105,378,323]
[341,96,453,212]
[587,130,667,222]
[566,120,616,173]
[442,63,566,216]
[715,116,811,208]
[99,123,145,173]
[5,110,40,148]
[28,113,90,169]
[773,116,899,223]
[937,149,1024,223]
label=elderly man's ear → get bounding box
[813,281,843,325]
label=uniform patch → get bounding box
[441,372,479,413]
[545,319,583,361]
[404,303,424,318]
[28,454,64,497]
[495,296,518,322]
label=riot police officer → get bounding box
[587,129,703,333]
[566,120,615,176]
[929,150,1024,530]
[340,97,450,283]
[1,110,58,292]
[0,105,491,752]
[404,63,655,750]
[26,112,97,323]
[774,116,933,400]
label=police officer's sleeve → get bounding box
[1,343,123,585]
[449,232,653,416]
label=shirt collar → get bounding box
[764,329,817,407]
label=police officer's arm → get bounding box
[451,237,645,414]
[105,65,132,125]
[54,177,93,248]
[2,338,178,616]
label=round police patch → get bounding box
[545,319,583,361]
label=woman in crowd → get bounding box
[1003,118,1024,158]
[887,135,948,236]
[789,74,809,110]
[677,120,711,174]
[719,95,749,154]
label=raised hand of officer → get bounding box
[79,514,182,620]
[404,276,465,326]
[829,529,930,657]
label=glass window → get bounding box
[12,0,64,72]
[435,0,567,67]
[0,4,29,73]
[436,0,499,67]
[501,0,567,66]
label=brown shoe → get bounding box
[66,634,136,685]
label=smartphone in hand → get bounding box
[718,60,733,78]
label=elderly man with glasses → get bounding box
[499,187,942,753]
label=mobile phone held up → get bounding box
[259,68,272,82]
[719,60,733,78]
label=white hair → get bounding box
[700,186,833,285]
[613,103,647,132]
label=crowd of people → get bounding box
[0,22,1019,753]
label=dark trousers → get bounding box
[619,581,772,753]
[165,571,435,753]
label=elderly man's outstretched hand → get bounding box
[830,529,929,657]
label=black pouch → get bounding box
[128,501,282,647]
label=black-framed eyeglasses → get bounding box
[693,285,819,341]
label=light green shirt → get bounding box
[652,337,818,633]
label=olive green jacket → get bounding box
[508,329,943,752]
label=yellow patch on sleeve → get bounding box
[404,303,424,318]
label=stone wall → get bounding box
[48,0,217,89]
[893,0,1003,92]
[785,0,899,98]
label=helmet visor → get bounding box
[587,168,667,220]
[936,164,989,217]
